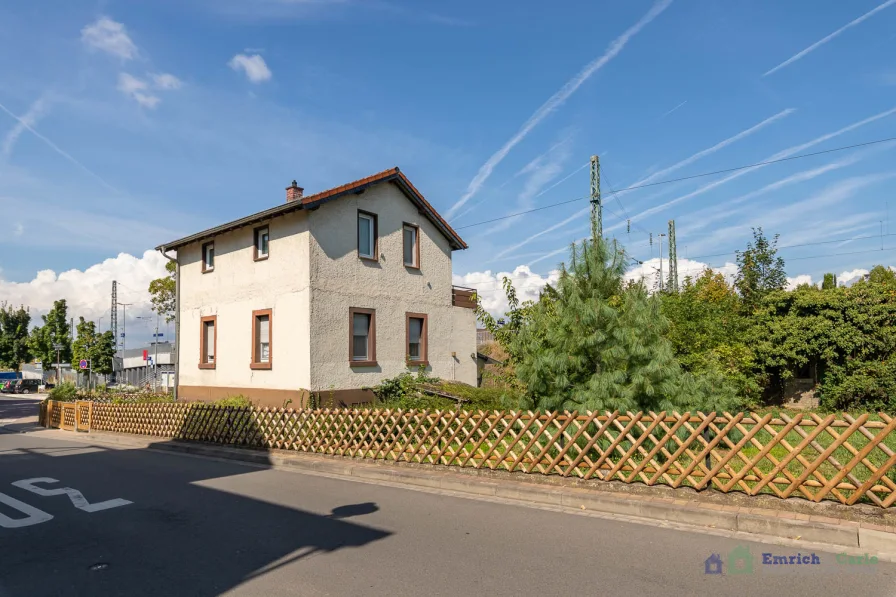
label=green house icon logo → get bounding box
[728,545,753,575]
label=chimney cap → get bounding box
[287,180,300,190]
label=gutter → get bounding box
[158,248,179,402]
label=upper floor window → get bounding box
[254,226,269,261]
[358,211,378,260]
[251,309,272,370]
[202,241,215,273]
[403,224,419,268]
[199,316,216,369]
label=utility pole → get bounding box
[111,281,118,384]
[154,314,160,392]
[668,219,679,292]
[119,303,132,355]
[658,233,667,292]
[590,155,602,238]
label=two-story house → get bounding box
[156,168,478,407]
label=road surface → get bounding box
[1,399,895,597]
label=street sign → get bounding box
[147,357,154,366]
[78,359,89,370]
[153,333,164,338]
[52,343,63,351]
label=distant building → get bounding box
[118,342,175,390]
[477,328,495,345]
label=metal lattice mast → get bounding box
[590,155,602,238]
[111,281,118,382]
[668,220,678,292]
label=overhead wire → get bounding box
[452,135,896,231]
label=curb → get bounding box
[37,429,896,553]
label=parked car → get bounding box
[8,379,41,395]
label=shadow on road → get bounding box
[0,405,392,597]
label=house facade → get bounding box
[157,168,477,407]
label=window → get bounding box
[349,307,376,365]
[406,313,428,365]
[357,211,378,260]
[199,316,216,369]
[202,242,215,272]
[254,226,269,261]
[251,309,272,369]
[403,223,419,268]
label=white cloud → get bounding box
[13,223,24,237]
[453,266,561,318]
[1,97,48,161]
[764,0,896,76]
[786,274,814,290]
[0,251,166,334]
[446,0,673,218]
[625,257,738,291]
[81,17,137,60]
[151,73,182,90]
[228,54,272,83]
[117,73,161,109]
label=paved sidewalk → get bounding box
[34,427,896,557]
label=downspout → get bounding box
[159,248,179,402]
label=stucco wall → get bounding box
[307,182,477,390]
[177,210,312,399]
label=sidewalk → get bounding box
[36,427,896,556]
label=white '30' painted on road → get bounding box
[0,478,132,528]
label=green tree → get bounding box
[735,227,787,310]
[149,260,177,323]
[72,318,116,379]
[867,265,896,285]
[28,299,72,368]
[509,234,737,413]
[822,273,837,290]
[0,303,31,370]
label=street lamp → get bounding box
[52,342,63,386]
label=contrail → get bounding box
[764,0,896,76]
[446,0,674,218]
[0,99,120,194]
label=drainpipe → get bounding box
[159,248,179,402]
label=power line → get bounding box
[454,135,896,231]
[465,243,896,292]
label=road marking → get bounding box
[12,478,132,512]
[0,492,53,528]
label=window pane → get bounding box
[409,318,422,343]
[352,313,369,336]
[205,245,214,268]
[408,342,420,360]
[256,315,270,363]
[352,336,368,360]
[257,229,269,256]
[403,227,416,265]
[358,215,372,257]
[204,321,215,362]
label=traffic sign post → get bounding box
[52,343,63,386]
[79,359,89,370]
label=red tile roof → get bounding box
[158,167,468,251]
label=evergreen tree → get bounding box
[511,232,736,413]
[822,273,837,290]
[735,227,787,309]
[0,303,31,370]
[28,300,72,367]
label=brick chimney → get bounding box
[286,180,304,203]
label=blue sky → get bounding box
[2,0,896,338]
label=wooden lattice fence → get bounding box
[50,402,896,507]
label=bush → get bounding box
[48,382,78,402]
[371,366,526,411]
[213,395,253,407]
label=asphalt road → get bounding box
[2,401,895,597]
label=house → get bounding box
[156,167,478,407]
[117,342,176,391]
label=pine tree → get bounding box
[512,230,735,413]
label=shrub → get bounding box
[48,382,78,402]
[213,395,253,407]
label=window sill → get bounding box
[407,360,428,367]
[350,360,378,368]
[198,363,216,370]
[404,263,420,270]
[202,268,215,274]
[250,362,272,370]
[253,255,269,262]
[358,255,379,263]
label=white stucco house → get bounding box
[156,167,478,407]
